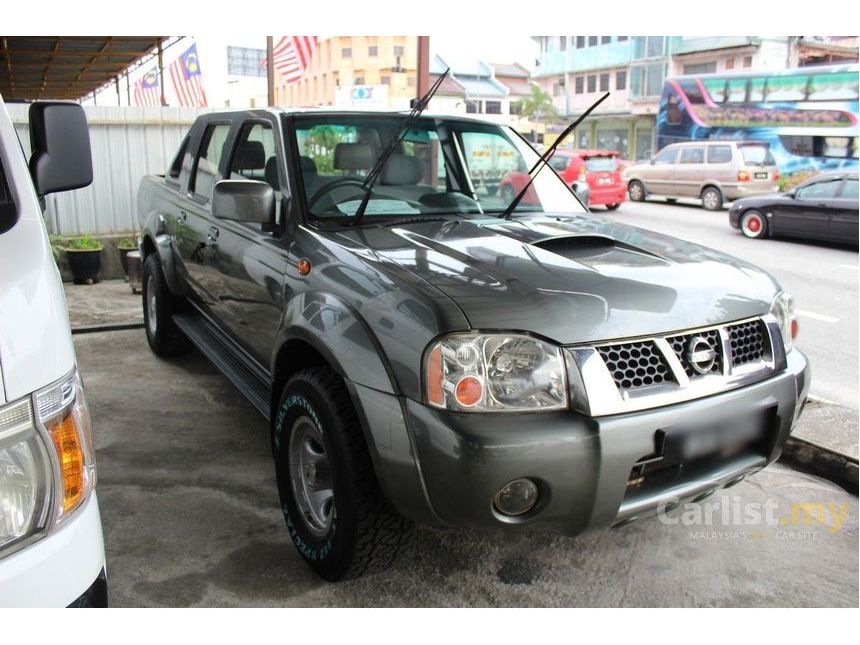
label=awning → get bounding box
[0,36,167,101]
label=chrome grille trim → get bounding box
[567,315,780,417]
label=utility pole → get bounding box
[115,76,121,105]
[267,36,275,107]
[126,72,131,105]
[157,40,166,106]
[416,36,430,99]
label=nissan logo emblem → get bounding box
[686,336,717,375]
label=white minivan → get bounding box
[0,97,106,607]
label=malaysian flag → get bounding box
[168,43,208,107]
[269,36,318,84]
[133,67,161,107]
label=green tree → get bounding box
[517,83,558,123]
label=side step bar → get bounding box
[173,314,271,420]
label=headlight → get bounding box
[0,369,96,557]
[425,333,568,412]
[770,291,797,352]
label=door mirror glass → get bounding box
[212,180,274,224]
[28,102,93,196]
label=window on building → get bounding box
[587,75,596,92]
[226,46,266,77]
[510,101,522,115]
[599,73,609,92]
[575,76,584,94]
[560,36,567,51]
[616,70,627,90]
[553,82,564,97]
[394,45,404,57]
[601,36,611,44]
[381,75,390,85]
[342,47,352,58]
[683,61,718,75]
[588,36,598,47]
[407,76,416,87]
[596,129,628,154]
[725,57,735,70]
[354,76,364,85]
[465,100,479,114]
[630,62,666,98]
[743,56,753,68]
[485,101,502,115]
[576,36,585,49]
[368,46,378,57]
[618,36,629,42]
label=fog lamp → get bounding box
[494,478,539,517]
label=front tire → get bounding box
[273,366,412,581]
[628,180,645,202]
[701,186,723,211]
[142,253,190,357]
[740,210,768,239]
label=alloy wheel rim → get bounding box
[743,213,764,237]
[288,416,334,537]
[146,276,157,334]
[704,191,719,209]
[630,183,642,200]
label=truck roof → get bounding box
[197,106,513,125]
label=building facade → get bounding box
[274,36,418,109]
[532,36,859,160]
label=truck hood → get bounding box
[335,214,780,345]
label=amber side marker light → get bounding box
[48,413,85,514]
[426,345,444,407]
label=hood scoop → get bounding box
[531,234,670,268]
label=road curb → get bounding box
[779,436,859,495]
[71,321,145,335]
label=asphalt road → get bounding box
[601,199,859,411]
[75,329,858,607]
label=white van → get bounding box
[0,97,106,607]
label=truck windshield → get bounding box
[293,115,586,222]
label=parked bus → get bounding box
[657,64,858,180]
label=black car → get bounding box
[729,171,858,245]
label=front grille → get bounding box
[596,341,672,391]
[666,328,723,377]
[727,320,767,366]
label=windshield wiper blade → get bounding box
[352,69,450,227]
[498,92,609,220]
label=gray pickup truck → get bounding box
[138,108,810,581]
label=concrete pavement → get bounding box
[75,329,858,607]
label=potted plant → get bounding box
[117,237,137,279]
[65,235,103,284]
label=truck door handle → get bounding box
[207,226,219,244]
[179,210,187,222]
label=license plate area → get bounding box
[754,171,768,180]
[625,406,777,495]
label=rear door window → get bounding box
[1,157,16,235]
[679,146,705,164]
[840,178,858,200]
[191,123,232,199]
[739,144,775,166]
[707,145,732,163]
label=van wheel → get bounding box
[701,186,723,211]
[605,203,620,211]
[142,253,190,357]
[628,180,645,202]
[501,184,516,204]
[740,210,768,239]
[273,366,413,581]
[665,198,677,204]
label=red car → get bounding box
[499,149,627,210]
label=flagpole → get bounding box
[157,40,166,106]
[267,36,275,107]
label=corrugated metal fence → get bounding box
[8,105,205,235]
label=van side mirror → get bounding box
[786,188,796,198]
[212,180,274,224]
[28,102,93,196]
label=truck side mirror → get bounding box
[212,180,274,224]
[28,102,93,196]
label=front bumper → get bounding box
[0,494,106,607]
[398,349,809,535]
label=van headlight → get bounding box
[0,369,96,557]
[770,291,797,353]
[424,333,568,412]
